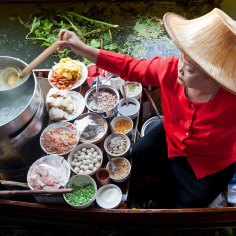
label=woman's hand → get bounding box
[57,30,99,63]
[58,30,84,52]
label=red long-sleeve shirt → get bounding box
[97,50,236,179]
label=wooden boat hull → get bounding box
[1,198,236,229]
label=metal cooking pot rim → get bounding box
[0,56,30,92]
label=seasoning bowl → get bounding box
[63,174,97,209]
[40,121,79,156]
[68,143,103,176]
[120,81,142,100]
[110,115,133,136]
[84,85,120,117]
[104,133,131,158]
[117,97,140,120]
[96,184,122,209]
[106,157,131,183]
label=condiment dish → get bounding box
[120,81,142,100]
[106,157,131,183]
[110,115,133,136]
[63,174,97,209]
[118,97,140,120]
[68,143,103,176]
[104,133,130,158]
[96,184,122,209]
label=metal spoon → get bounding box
[2,40,59,85]
[103,74,114,85]
[122,84,129,106]
[95,75,100,105]
[107,155,118,174]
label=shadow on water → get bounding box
[0,0,235,68]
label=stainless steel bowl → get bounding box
[84,85,120,117]
[0,56,40,137]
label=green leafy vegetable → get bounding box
[15,9,126,64]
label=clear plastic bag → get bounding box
[74,114,104,140]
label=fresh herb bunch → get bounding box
[16,9,127,64]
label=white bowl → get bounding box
[104,133,130,158]
[40,121,79,156]
[120,81,142,100]
[96,184,122,209]
[63,174,97,209]
[68,143,103,176]
[27,154,71,191]
[46,89,85,122]
[27,154,71,204]
[106,157,131,183]
[110,115,133,136]
[117,97,140,120]
[48,60,88,90]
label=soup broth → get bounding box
[119,103,138,116]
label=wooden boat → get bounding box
[1,69,236,230]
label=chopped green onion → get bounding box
[64,183,95,206]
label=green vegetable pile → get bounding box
[64,182,95,206]
[15,9,127,64]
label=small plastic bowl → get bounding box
[106,157,131,183]
[96,184,122,209]
[120,81,142,100]
[40,121,79,156]
[63,174,97,209]
[104,133,131,158]
[118,97,140,120]
[110,115,133,136]
[68,143,103,176]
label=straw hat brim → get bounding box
[163,8,236,95]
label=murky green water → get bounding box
[0,1,235,68]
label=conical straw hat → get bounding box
[163,8,236,94]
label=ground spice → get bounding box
[114,119,132,134]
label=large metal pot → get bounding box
[0,56,40,137]
[0,85,48,181]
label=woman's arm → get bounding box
[58,30,99,63]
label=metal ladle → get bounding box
[1,40,60,86]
